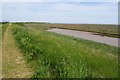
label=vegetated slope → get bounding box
[12,24,118,78]
[2,23,33,78]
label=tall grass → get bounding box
[12,24,118,78]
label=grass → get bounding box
[24,23,119,38]
[12,23,118,78]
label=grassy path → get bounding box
[2,23,33,78]
[0,24,2,79]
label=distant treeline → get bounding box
[0,21,9,24]
[13,22,50,24]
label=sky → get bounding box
[1,0,120,2]
[1,0,119,24]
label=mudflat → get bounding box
[48,28,119,47]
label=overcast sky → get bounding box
[1,0,120,2]
[1,1,119,24]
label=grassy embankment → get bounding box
[25,23,119,38]
[12,23,118,78]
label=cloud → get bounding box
[2,2,118,24]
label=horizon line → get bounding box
[1,21,118,25]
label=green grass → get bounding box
[24,23,119,38]
[12,24,118,78]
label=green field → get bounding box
[24,23,119,38]
[11,23,118,78]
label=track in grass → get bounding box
[0,23,2,78]
[2,23,33,78]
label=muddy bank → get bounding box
[48,28,119,47]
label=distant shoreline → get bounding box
[0,21,118,25]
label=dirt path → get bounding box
[2,23,33,78]
[0,24,2,79]
[48,28,119,47]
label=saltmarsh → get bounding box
[25,23,119,38]
[12,24,118,78]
